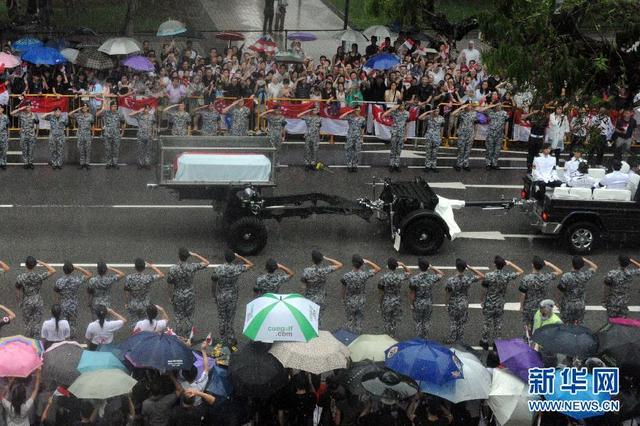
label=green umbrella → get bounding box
[69,369,137,399]
[274,51,304,64]
[243,293,319,342]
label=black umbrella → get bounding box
[597,323,640,374]
[532,324,597,357]
[42,341,83,387]
[340,360,386,395]
[229,341,288,398]
[361,368,419,403]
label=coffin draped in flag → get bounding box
[22,96,69,129]
[371,104,417,141]
[118,96,159,126]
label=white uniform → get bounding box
[599,171,630,189]
[568,173,597,189]
[533,155,559,183]
[564,157,585,181]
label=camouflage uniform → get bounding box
[445,274,479,343]
[345,115,365,168]
[74,112,94,166]
[518,272,556,330]
[229,106,250,136]
[0,114,8,166]
[485,110,509,167]
[378,271,409,336]
[88,274,119,312]
[254,271,290,296]
[303,115,323,166]
[102,110,124,167]
[19,112,39,165]
[389,109,410,167]
[124,272,160,325]
[408,272,441,338]
[136,112,156,167]
[167,261,207,337]
[54,275,87,338]
[301,265,335,326]
[199,110,221,136]
[170,111,190,136]
[424,115,444,169]
[341,269,375,334]
[604,267,640,318]
[211,263,248,344]
[47,115,67,167]
[481,270,518,344]
[557,269,594,324]
[15,271,49,338]
[455,111,477,168]
[267,115,287,149]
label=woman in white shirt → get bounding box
[133,304,169,334]
[384,81,402,107]
[0,369,40,426]
[546,106,570,163]
[41,304,70,349]
[85,306,127,350]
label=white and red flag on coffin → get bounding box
[19,96,69,129]
[371,104,418,140]
[118,96,159,126]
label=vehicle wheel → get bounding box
[227,216,268,256]
[565,222,600,254]
[402,217,445,255]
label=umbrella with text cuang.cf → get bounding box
[384,339,463,385]
[546,369,612,420]
[495,338,543,383]
[243,293,319,342]
[229,341,288,398]
[361,368,418,403]
[42,341,83,386]
[348,334,397,362]
[69,369,137,399]
[0,340,42,378]
[532,323,597,357]
[488,368,539,426]
[99,37,141,56]
[120,331,195,373]
[269,331,350,375]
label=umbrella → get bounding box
[157,19,187,37]
[243,293,319,342]
[21,47,66,65]
[287,32,317,42]
[216,32,245,42]
[547,370,611,420]
[419,349,491,404]
[120,331,195,372]
[274,51,304,64]
[99,37,141,56]
[45,39,70,50]
[488,369,539,425]
[532,323,597,357]
[333,328,358,346]
[205,363,233,398]
[122,55,154,72]
[69,369,137,399]
[77,350,126,373]
[385,339,463,385]
[229,341,288,398]
[60,48,79,64]
[340,360,386,395]
[269,331,350,374]
[0,335,44,355]
[495,338,543,383]
[597,322,640,374]
[248,36,278,54]
[364,53,400,70]
[67,27,99,43]
[348,334,397,362]
[76,49,115,70]
[0,52,21,68]
[333,29,368,43]
[13,37,43,52]
[0,340,42,377]
[361,369,419,402]
[363,25,391,40]
[42,341,83,386]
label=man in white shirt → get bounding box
[563,148,586,181]
[532,144,562,199]
[460,41,481,66]
[568,162,597,189]
[599,160,630,189]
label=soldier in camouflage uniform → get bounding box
[484,103,509,170]
[445,259,484,344]
[11,102,39,169]
[480,256,523,348]
[301,251,343,327]
[418,108,445,172]
[69,104,94,169]
[382,103,410,172]
[602,255,640,318]
[299,107,323,170]
[409,257,444,339]
[0,105,9,169]
[262,108,287,149]
[211,250,253,345]
[254,258,294,296]
[130,105,156,169]
[452,103,478,171]
[15,257,56,338]
[97,102,125,169]
[166,249,209,337]
[223,97,253,137]
[194,103,221,136]
[54,261,92,338]
[340,255,381,334]
[519,256,563,334]
[87,261,125,316]
[557,256,597,325]
[340,108,366,172]
[165,103,191,136]
[378,258,411,336]
[43,108,68,169]
[124,258,165,325]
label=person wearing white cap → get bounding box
[532,299,562,334]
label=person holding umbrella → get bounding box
[129,104,156,169]
[445,258,484,344]
[10,101,39,169]
[341,255,382,334]
[16,256,56,338]
[298,106,323,171]
[69,103,94,169]
[97,101,125,169]
[0,368,41,426]
[193,102,221,136]
[556,256,597,325]
[382,102,410,173]
[339,106,366,172]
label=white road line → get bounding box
[4,204,212,209]
[0,205,14,208]
[407,165,528,170]
[431,303,640,312]
[112,205,212,209]
[466,184,523,189]
[20,263,488,271]
[372,181,522,190]
[4,163,127,166]
[456,232,552,241]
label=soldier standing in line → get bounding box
[484,103,509,170]
[556,256,597,325]
[480,256,523,349]
[69,103,94,169]
[298,106,323,171]
[53,261,92,339]
[418,108,444,173]
[445,258,485,344]
[97,101,125,169]
[261,107,287,166]
[254,258,294,296]
[129,104,156,169]
[211,250,253,345]
[166,248,210,338]
[11,101,39,169]
[378,258,411,337]
[408,257,444,339]
[88,261,125,316]
[15,257,56,338]
[340,255,381,334]
[164,102,191,136]
[301,250,343,326]
[451,102,479,172]
[602,255,640,319]
[41,107,67,169]
[124,258,165,325]
[223,97,253,137]
[194,103,221,136]
[339,106,366,173]
[518,256,563,335]
[382,102,410,173]
[0,105,9,169]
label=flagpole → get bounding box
[343,0,350,30]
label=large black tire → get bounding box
[227,216,268,256]
[565,221,600,254]
[402,217,446,255]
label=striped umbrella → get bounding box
[76,49,115,70]
[243,293,319,342]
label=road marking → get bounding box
[21,263,489,271]
[0,205,14,208]
[467,184,523,189]
[112,205,212,209]
[431,303,640,312]
[4,162,127,166]
[2,204,212,209]
[373,181,523,190]
[456,232,552,241]
[407,165,528,170]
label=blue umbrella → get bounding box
[205,363,233,398]
[120,331,195,373]
[13,37,43,52]
[98,342,125,361]
[547,370,611,420]
[22,47,66,65]
[332,328,358,346]
[77,350,127,373]
[384,339,463,385]
[364,53,400,70]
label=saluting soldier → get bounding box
[15,257,56,338]
[301,251,343,326]
[339,106,366,173]
[298,106,323,171]
[484,103,509,170]
[165,102,191,136]
[378,257,411,337]
[11,101,39,169]
[408,257,444,339]
[445,259,484,344]
[340,255,381,334]
[124,258,165,325]
[87,262,125,315]
[42,107,68,169]
[556,256,597,325]
[54,261,92,339]
[451,102,479,171]
[194,103,222,136]
[223,97,253,137]
[603,255,640,319]
[518,256,563,334]
[69,103,95,169]
[211,250,253,345]
[129,104,156,169]
[97,101,125,169]
[254,258,294,296]
[0,105,9,169]
[382,102,410,172]
[418,108,444,173]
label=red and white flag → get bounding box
[20,96,69,129]
[371,104,418,141]
[118,96,159,127]
[401,38,415,51]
